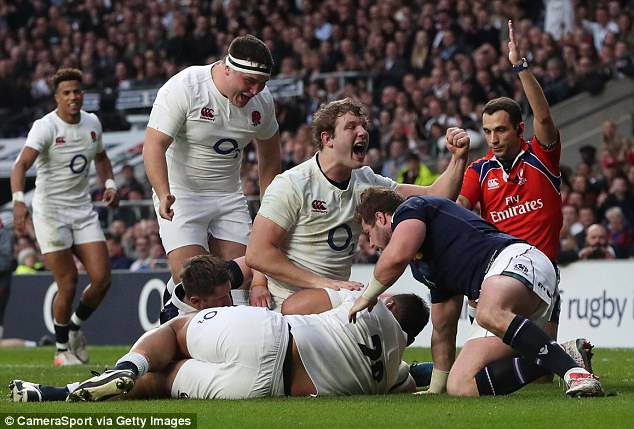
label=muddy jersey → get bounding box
[460,136,562,260]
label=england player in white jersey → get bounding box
[11,68,119,366]
[10,265,428,401]
[246,98,471,311]
[47,289,429,401]
[142,35,281,307]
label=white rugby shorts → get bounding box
[468,243,558,341]
[32,203,105,254]
[153,191,251,253]
[171,306,289,399]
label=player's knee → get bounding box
[89,270,112,291]
[446,372,478,397]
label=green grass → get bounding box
[1,346,632,429]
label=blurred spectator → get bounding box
[562,204,584,236]
[599,120,633,169]
[613,41,634,78]
[577,223,616,260]
[604,206,633,258]
[543,0,575,41]
[118,164,145,200]
[148,243,168,270]
[15,247,43,274]
[104,232,133,269]
[582,5,619,53]
[381,135,408,180]
[575,205,598,249]
[114,188,150,227]
[597,175,634,225]
[396,152,436,186]
[542,57,572,104]
[558,220,579,265]
[130,235,152,272]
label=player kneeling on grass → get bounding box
[10,287,429,401]
[348,187,604,398]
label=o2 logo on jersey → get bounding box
[213,138,240,159]
[198,310,218,323]
[69,154,88,175]
[328,224,353,253]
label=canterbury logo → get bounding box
[200,107,215,120]
[55,137,66,144]
[311,200,327,212]
[177,390,189,399]
[514,263,528,274]
[487,178,499,190]
[538,346,548,355]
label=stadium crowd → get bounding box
[2,0,634,271]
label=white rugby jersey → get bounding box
[25,110,103,209]
[258,155,398,301]
[147,64,278,194]
[286,289,413,396]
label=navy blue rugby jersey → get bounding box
[391,196,524,303]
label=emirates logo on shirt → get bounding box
[55,136,66,145]
[200,107,215,121]
[311,200,327,213]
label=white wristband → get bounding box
[105,179,118,191]
[12,191,25,203]
[362,275,389,301]
[428,368,449,394]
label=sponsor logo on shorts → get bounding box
[514,263,528,274]
[535,281,552,298]
[55,136,66,145]
[311,200,327,213]
[487,178,499,190]
[200,107,215,121]
[177,390,189,399]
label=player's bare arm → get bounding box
[10,146,39,235]
[423,295,462,394]
[143,127,176,220]
[254,130,282,197]
[246,215,362,291]
[508,20,558,147]
[94,151,119,208]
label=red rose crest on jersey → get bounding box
[90,131,97,142]
[200,107,215,121]
[311,200,327,213]
[251,110,261,127]
[55,136,66,145]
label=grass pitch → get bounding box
[1,346,632,429]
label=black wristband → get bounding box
[512,57,529,72]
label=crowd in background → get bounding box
[2,0,634,271]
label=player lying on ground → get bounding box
[10,288,429,401]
